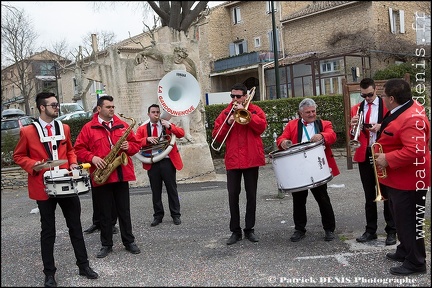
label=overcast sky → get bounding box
[3,1,224,52]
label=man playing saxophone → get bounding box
[74,95,142,258]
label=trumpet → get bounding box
[211,87,255,151]
[371,142,387,202]
[349,108,363,148]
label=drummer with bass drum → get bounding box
[276,98,340,242]
[13,92,98,287]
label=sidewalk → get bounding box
[1,157,430,287]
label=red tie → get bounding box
[46,124,52,150]
[152,123,158,137]
[365,103,372,144]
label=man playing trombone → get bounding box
[373,79,429,276]
[349,78,396,245]
[212,83,267,245]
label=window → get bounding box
[414,12,431,45]
[320,60,341,74]
[254,37,261,48]
[389,8,405,34]
[268,29,280,52]
[232,7,241,24]
[266,1,278,14]
[229,40,248,56]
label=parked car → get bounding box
[1,108,26,118]
[1,115,35,146]
[55,111,92,121]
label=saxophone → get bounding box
[93,113,136,185]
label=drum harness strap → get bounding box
[298,119,323,143]
[33,120,65,161]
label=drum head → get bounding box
[269,140,324,159]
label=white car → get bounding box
[55,111,92,121]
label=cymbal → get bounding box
[34,159,67,169]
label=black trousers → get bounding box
[37,196,89,276]
[148,158,180,219]
[358,148,396,234]
[90,183,117,227]
[92,182,135,247]
[227,167,259,235]
[386,187,427,269]
[291,183,335,232]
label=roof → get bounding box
[281,1,360,23]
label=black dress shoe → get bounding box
[324,230,335,241]
[84,224,99,234]
[96,246,113,258]
[151,218,162,227]
[245,232,259,242]
[226,233,242,245]
[112,226,119,234]
[390,265,426,276]
[173,217,181,225]
[79,266,99,279]
[44,275,57,287]
[385,233,397,245]
[125,243,141,254]
[290,230,305,242]
[356,232,377,243]
[386,252,404,262]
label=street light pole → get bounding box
[53,61,61,115]
[271,1,281,99]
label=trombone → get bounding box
[371,142,387,202]
[211,87,256,151]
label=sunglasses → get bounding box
[230,94,244,99]
[44,103,60,108]
[360,92,374,98]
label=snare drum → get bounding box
[44,170,90,198]
[269,140,333,193]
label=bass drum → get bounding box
[269,140,333,193]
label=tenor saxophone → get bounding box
[93,113,136,185]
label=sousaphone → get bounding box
[134,70,201,164]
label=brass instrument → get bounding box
[349,108,363,148]
[93,113,136,185]
[211,87,256,151]
[371,142,387,202]
[140,134,172,151]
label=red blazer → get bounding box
[276,118,340,177]
[350,98,388,162]
[74,113,141,187]
[135,122,185,171]
[13,122,77,200]
[376,100,430,190]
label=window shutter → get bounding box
[399,10,405,33]
[389,8,395,34]
[243,40,248,53]
[229,43,235,57]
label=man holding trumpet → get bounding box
[373,79,429,276]
[349,78,396,245]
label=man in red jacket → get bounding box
[136,104,185,227]
[74,95,142,259]
[374,79,429,276]
[212,83,267,245]
[13,92,98,287]
[277,98,339,242]
[350,78,396,245]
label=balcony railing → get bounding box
[213,51,278,73]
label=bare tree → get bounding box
[1,7,38,114]
[147,1,209,32]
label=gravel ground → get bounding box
[1,157,430,287]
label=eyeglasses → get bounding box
[230,94,244,99]
[360,92,375,98]
[44,103,60,108]
[104,106,115,109]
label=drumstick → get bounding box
[75,163,91,170]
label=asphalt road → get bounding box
[1,157,430,287]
